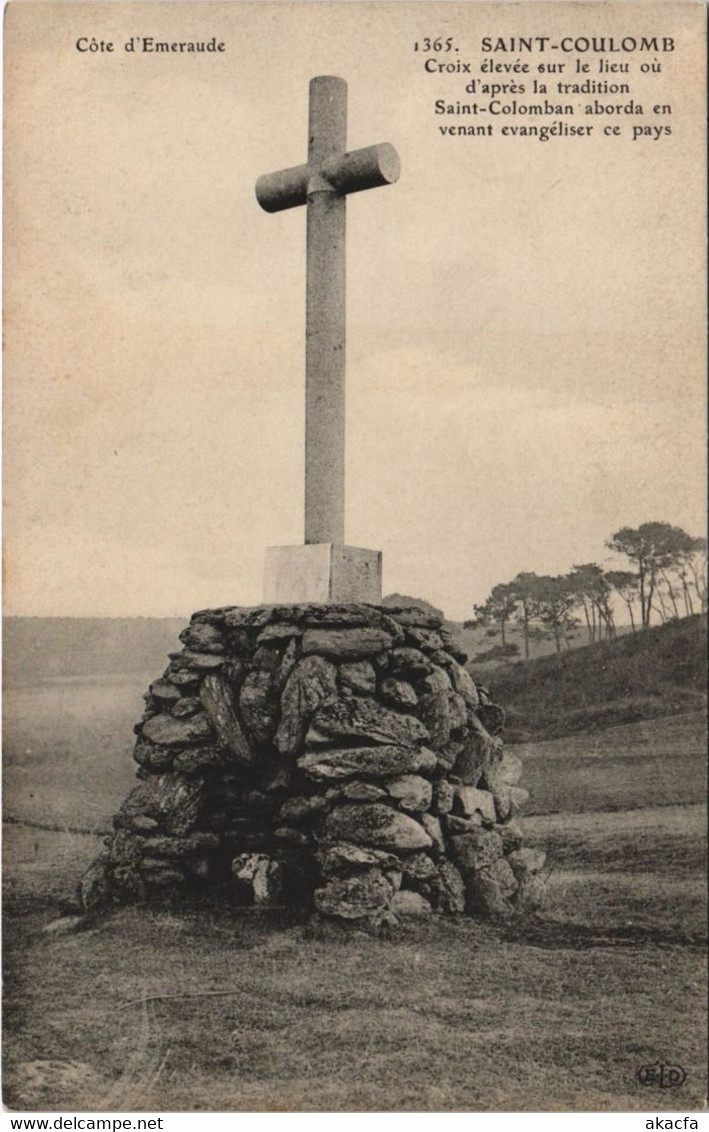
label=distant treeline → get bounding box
[3,617,186,685]
[469,521,707,659]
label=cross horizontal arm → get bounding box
[255,161,310,214]
[255,142,400,213]
[321,143,400,196]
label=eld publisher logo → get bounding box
[637,1062,687,1088]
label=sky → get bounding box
[4,1,706,621]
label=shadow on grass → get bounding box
[499,915,707,951]
[7,883,706,959]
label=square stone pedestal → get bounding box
[263,544,382,604]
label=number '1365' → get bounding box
[414,37,454,51]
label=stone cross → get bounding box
[256,75,400,549]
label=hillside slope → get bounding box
[482,614,707,742]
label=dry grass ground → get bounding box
[2,677,707,1112]
[518,711,708,816]
[3,673,151,830]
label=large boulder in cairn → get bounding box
[133,739,175,773]
[417,666,452,749]
[453,786,497,824]
[420,812,446,854]
[483,751,523,790]
[379,677,418,709]
[141,711,214,748]
[306,697,429,748]
[329,779,388,802]
[439,656,480,709]
[390,890,433,918]
[179,621,226,654]
[325,804,433,851]
[275,655,338,755]
[491,785,530,823]
[82,600,548,928]
[298,745,436,783]
[173,746,230,775]
[399,852,438,885]
[481,751,528,820]
[118,774,206,837]
[379,600,443,628]
[466,863,516,919]
[476,702,506,736]
[338,661,377,694]
[256,622,303,645]
[150,680,182,705]
[239,670,280,745]
[272,603,389,628]
[314,869,394,922]
[450,828,504,874]
[504,846,549,913]
[172,697,204,718]
[302,627,394,660]
[168,649,226,672]
[132,832,219,859]
[317,842,401,877]
[453,728,501,787]
[432,859,466,914]
[200,673,254,766]
[389,648,432,679]
[404,627,444,652]
[164,667,203,690]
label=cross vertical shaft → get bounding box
[305,76,347,545]
[256,73,399,594]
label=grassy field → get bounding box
[3,673,154,831]
[518,711,708,816]
[2,674,707,1112]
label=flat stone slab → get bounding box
[303,627,393,660]
[141,711,214,748]
[306,696,429,748]
[299,744,437,782]
[317,841,400,876]
[325,803,433,851]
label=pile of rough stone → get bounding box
[80,602,548,932]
